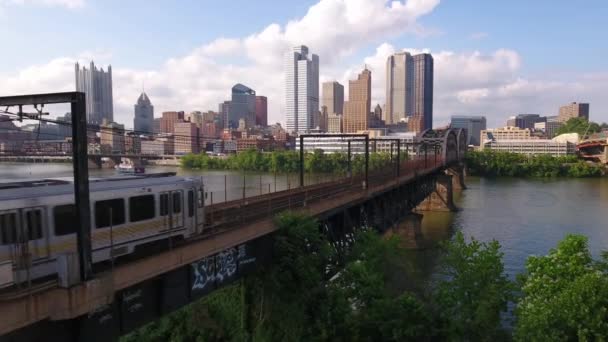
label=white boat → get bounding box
[115,159,145,174]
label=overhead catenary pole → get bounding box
[299,135,304,187]
[71,92,93,281]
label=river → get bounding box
[2,163,607,283]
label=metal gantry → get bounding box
[0,92,93,281]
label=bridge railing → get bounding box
[204,155,444,231]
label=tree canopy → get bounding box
[555,117,601,137]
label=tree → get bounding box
[515,235,608,341]
[555,117,601,137]
[434,232,512,340]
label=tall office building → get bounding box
[75,61,114,125]
[343,68,371,133]
[321,81,344,115]
[385,52,414,124]
[134,92,154,134]
[284,45,319,134]
[413,53,434,132]
[228,84,256,129]
[255,96,268,127]
[160,111,185,134]
[218,101,231,129]
[450,115,487,146]
[558,102,589,122]
[506,114,545,130]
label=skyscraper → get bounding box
[558,102,590,122]
[413,53,434,132]
[450,115,487,146]
[284,45,319,134]
[228,84,256,129]
[75,61,114,125]
[321,81,344,115]
[343,68,371,133]
[134,92,154,134]
[255,96,268,127]
[385,52,414,124]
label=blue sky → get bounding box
[1,0,606,127]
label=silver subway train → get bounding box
[0,173,204,287]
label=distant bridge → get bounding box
[0,128,467,342]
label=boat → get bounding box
[115,159,145,174]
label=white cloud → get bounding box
[0,0,84,9]
[0,0,606,130]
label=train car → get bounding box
[0,173,204,287]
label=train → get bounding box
[0,172,205,288]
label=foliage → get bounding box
[515,235,608,341]
[434,232,512,340]
[555,117,601,137]
[181,149,400,175]
[466,150,603,178]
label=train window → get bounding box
[188,190,194,217]
[173,192,181,214]
[129,195,155,222]
[0,213,17,244]
[160,194,169,216]
[95,199,125,228]
[197,189,203,208]
[25,210,43,240]
[54,205,76,236]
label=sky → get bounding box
[0,0,607,128]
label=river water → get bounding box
[2,163,607,283]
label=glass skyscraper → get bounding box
[284,45,319,134]
[75,61,114,125]
[134,92,154,134]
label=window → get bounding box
[173,192,181,214]
[129,195,155,222]
[25,210,43,240]
[197,189,204,208]
[0,213,17,244]
[54,205,77,236]
[188,190,194,217]
[95,199,125,228]
[160,194,169,216]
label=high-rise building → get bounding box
[327,113,343,133]
[450,116,487,146]
[321,81,344,116]
[186,111,204,128]
[174,121,200,154]
[385,52,414,124]
[100,119,125,154]
[506,114,545,130]
[134,92,154,134]
[218,101,230,129]
[228,84,256,129]
[284,45,319,134]
[558,102,590,122]
[255,96,268,127]
[413,53,434,131]
[75,61,114,125]
[160,111,185,134]
[153,118,161,134]
[343,68,371,133]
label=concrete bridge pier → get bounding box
[445,163,466,190]
[416,174,458,212]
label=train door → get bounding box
[195,186,205,234]
[160,191,183,231]
[0,207,48,281]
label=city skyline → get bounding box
[0,0,606,128]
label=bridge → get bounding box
[0,153,181,168]
[577,132,608,164]
[0,126,467,341]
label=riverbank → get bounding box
[465,150,604,177]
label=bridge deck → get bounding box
[0,157,444,335]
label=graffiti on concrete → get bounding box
[191,243,256,293]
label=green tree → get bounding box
[515,235,608,341]
[555,117,601,137]
[434,232,512,340]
